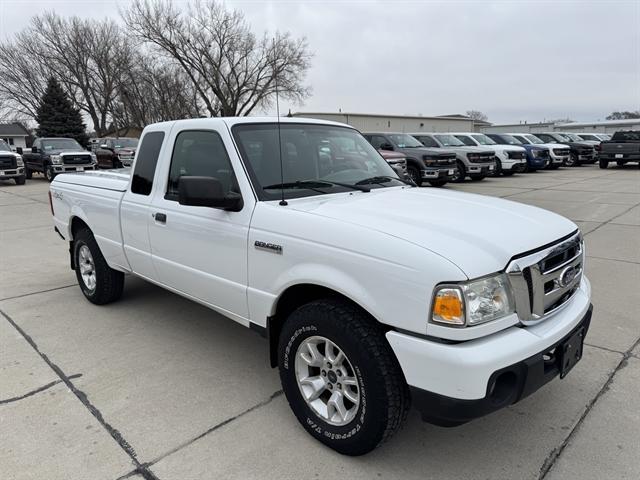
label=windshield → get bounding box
[598,134,611,140]
[471,134,497,145]
[563,133,582,141]
[387,134,423,148]
[434,134,465,147]
[578,134,597,141]
[524,135,545,145]
[0,140,11,152]
[493,134,522,145]
[42,138,83,151]
[232,123,404,200]
[112,138,138,149]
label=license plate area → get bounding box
[559,327,585,378]
[76,167,84,172]
[615,154,623,159]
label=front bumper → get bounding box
[502,159,526,171]
[422,166,455,180]
[386,276,591,421]
[0,167,25,179]
[408,305,592,426]
[578,154,596,164]
[549,155,568,164]
[53,164,97,173]
[466,163,495,175]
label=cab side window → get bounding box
[369,135,388,149]
[166,130,238,201]
[131,131,165,196]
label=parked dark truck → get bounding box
[363,132,456,187]
[94,137,138,169]
[598,131,640,169]
[536,132,596,166]
[23,137,97,182]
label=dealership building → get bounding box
[479,118,640,135]
[292,112,490,133]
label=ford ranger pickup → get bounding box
[49,117,593,456]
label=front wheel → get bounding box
[599,159,608,169]
[73,228,124,305]
[406,165,422,186]
[452,161,466,183]
[278,299,410,456]
[44,165,56,182]
[565,153,578,167]
[428,179,447,187]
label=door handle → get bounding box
[153,212,167,223]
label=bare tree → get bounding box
[606,111,640,120]
[466,110,489,122]
[122,0,312,117]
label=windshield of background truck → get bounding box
[524,135,545,144]
[434,134,465,147]
[564,133,582,141]
[232,123,403,200]
[387,134,424,148]
[42,138,83,151]
[471,134,497,145]
[494,135,522,145]
[112,138,138,149]
[0,140,11,151]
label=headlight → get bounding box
[431,273,515,327]
[531,149,542,158]
[50,155,62,164]
[16,155,24,166]
[466,153,480,161]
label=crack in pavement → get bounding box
[0,308,160,480]
[0,374,82,405]
[0,284,77,303]
[538,334,640,479]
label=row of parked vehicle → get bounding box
[362,131,620,187]
[0,129,638,187]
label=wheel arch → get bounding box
[266,283,389,368]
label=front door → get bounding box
[147,127,252,321]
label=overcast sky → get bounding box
[1,0,638,124]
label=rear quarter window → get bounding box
[131,131,165,196]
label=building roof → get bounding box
[0,122,30,136]
[554,119,640,127]
[293,111,477,122]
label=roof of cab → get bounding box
[143,116,353,131]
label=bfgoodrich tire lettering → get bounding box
[278,299,410,456]
[73,228,124,305]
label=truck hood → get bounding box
[445,145,495,154]
[287,187,577,278]
[47,149,92,156]
[540,143,571,150]
[488,145,526,154]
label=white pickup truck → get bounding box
[49,117,592,456]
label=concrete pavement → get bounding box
[1,165,639,480]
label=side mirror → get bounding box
[379,143,394,151]
[31,146,38,153]
[178,176,243,212]
[16,147,23,154]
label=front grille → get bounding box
[469,153,495,164]
[62,154,92,165]
[507,151,525,160]
[507,233,584,324]
[0,155,17,169]
[579,148,594,155]
[537,150,550,159]
[426,154,456,167]
[553,148,570,156]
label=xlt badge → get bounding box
[255,241,283,254]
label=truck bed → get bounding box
[50,170,131,272]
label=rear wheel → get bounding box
[73,228,124,305]
[406,165,422,186]
[452,161,466,183]
[599,159,608,169]
[24,167,32,179]
[278,299,410,456]
[428,179,447,187]
[14,175,26,185]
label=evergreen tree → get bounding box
[35,78,88,146]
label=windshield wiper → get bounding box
[264,180,370,193]
[355,175,414,187]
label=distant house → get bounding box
[0,122,30,150]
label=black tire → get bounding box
[73,228,124,305]
[428,179,447,187]
[24,167,32,179]
[278,299,410,456]
[112,159,123,169]
[565,153,578,167]
[469,175,485,181]
[406,165,422,186]
[14,175,26,185]
[492,159,502,177]
[44,164,56,182]
[599,159,608,169]
[452,161,466,183]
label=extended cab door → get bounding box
[120,129,167,280]
[147,121,255,322]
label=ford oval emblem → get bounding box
[559,266,577,287]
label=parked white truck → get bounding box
[49,117,592,455]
